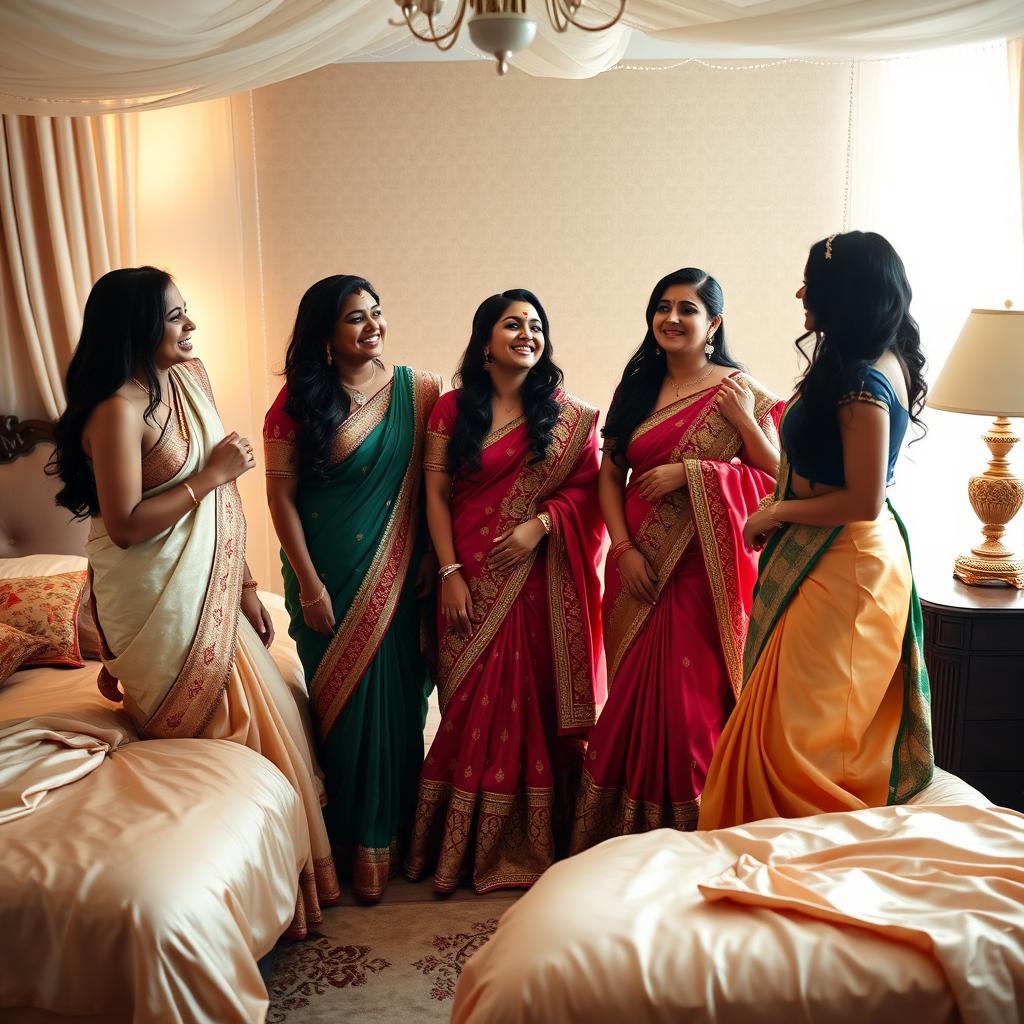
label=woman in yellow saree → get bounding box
[52,267,340,938]
[699,232,934,829]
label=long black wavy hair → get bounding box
[603,268,742,463]
[52,266,173,518]
[282,274,379,481]
[790,230,927,462]
[447,289,563,478]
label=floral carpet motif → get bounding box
[411,918,501,1001]
[267,931,391,1023]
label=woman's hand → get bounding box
[618,547,659,605]
[441,571,480,638]
[634,463,687,503]
[204,431,256,486]
[414,550,438,599]
[300,584,335,636]
[714,375,756,428]
[488,519,546,573]
[743,506,781,550]
[241,589,275,648]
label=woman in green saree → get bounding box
[264,275,440,901]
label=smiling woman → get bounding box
[49,266,341,939]
[404,288,607,895]
[263,274,441,902]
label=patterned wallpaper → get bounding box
[252,60,851,412]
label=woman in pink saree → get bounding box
[404,289,605,893]
[571,268,784,852]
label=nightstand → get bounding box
[918,562,1024,812]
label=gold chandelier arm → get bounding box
[398,0,468,47]
[545,0,570,33]
[551,0,627,33]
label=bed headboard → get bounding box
[0,415,89,558]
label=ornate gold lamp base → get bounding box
[954,416,1024,589]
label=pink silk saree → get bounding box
[571,374,783,851]
[405,389,605,892]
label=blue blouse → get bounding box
[781,366,909,487]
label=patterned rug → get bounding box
[266,880,519,1023]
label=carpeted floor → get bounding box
[265,879,520,1023]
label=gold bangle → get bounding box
[536,511,552,535]
[299,582,326,609]
[438,563,463,580]
[767,501,783,527]
[242,579,258,591]
[182,480,200,509]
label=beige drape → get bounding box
[0,114,136,418]
[1010,38,1024,245]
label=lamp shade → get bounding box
[928,308,1024,416]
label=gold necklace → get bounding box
[340,360,377,407]
[666,361,715,399]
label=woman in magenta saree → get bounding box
[404,290,605,893]
[571,268,783,853]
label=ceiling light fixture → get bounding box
[392,0,627,75]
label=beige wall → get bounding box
[252,61,852,409]
[137,60,853,591]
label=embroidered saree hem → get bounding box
[570,769,700,853]
[404,781,556,894]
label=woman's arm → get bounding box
[744,402,888,545]
[266,475,334,635]
[599,451,658,605]
[715,377,780,478]
[87,397,251,549]
[426,469,479,638]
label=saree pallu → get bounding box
[264,366,441,901]
[89,359,339,939]
[404,390,605,893]
[571,375,783,854]
[698,432,934,830]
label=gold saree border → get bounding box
[436,398,596,714]
[145,480,246,738]
[605,381,778,684]
[330,379,394,464]
[405,779,555,893]
[570,768,699,853]
[310,370,440,737]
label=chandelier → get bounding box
[391,0,628,75]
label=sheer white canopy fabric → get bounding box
[2,0,1024,112]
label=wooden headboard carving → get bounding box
[0,415,58,464]
[0,414,89,558]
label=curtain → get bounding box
[1010,38,1024,245]
[0,114,136,418]
[2,1,1024,109]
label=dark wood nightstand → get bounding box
[917,557,1024,812]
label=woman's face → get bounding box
[329,289,386,367]
[485,301,545,372]
[153,283,196,370]
[796,268,815,332]
[651,284,719,357]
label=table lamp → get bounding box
[927,305,1024,588]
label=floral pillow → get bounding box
[0,571,87,668]
[0,622,48,684]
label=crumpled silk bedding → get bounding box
[0,595,309,1024]
[452,770,1024,1024]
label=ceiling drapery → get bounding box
[1,0,1023,113]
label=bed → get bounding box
[0,415,310,1024]
[452,744,1024,1022]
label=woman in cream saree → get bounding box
[54,268,339,939]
